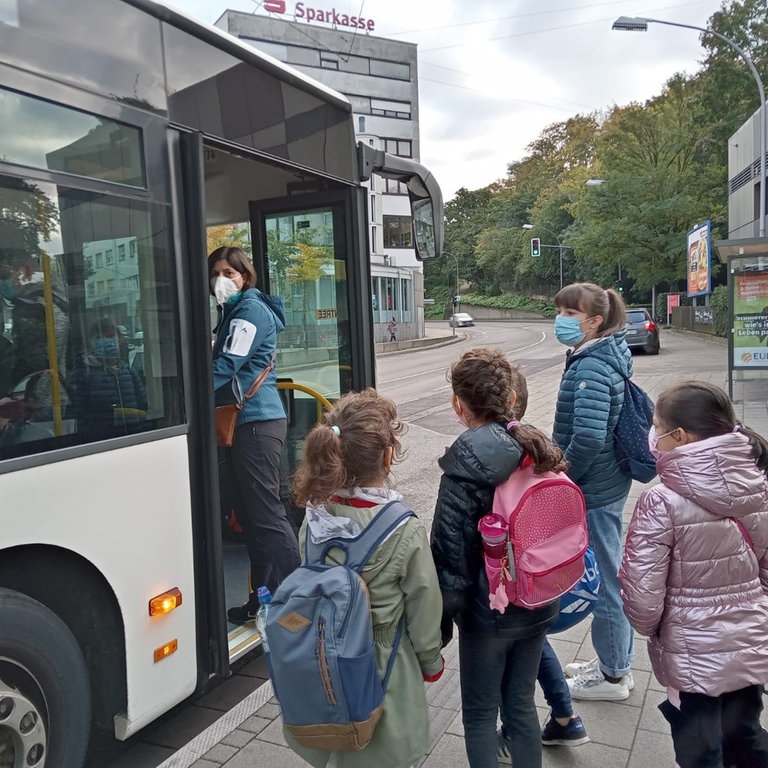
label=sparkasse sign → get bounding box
[263,1,376,32]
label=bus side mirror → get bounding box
[357,142,443,261]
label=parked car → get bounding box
[449,312,475,327]
[624,308,660,354]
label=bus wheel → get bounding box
[0,588,91,768]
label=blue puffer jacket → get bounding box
[431,423,559,646]
[553,333,633,507]
[212,288,286,424]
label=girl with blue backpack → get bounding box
[285,389,444,768]
[552,283,636,701]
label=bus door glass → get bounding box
[250,198,352,529]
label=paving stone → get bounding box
[628,727,676,768]
[222,739,308,768]
[237,715,271,735]
[200,743,238,763]
[220,729,255,748]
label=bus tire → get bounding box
[0,587,91,768]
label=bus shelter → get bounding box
[714,238,768,402]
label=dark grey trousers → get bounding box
[230,418,299,602]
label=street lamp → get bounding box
[522,223,565,290]
[613,15,766,238]
[444,250,460,336]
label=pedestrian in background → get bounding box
[387,316,397,342]
[619,381,768,768]
[551,282,636,700]
[431,347,563,768]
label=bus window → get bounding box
[0,175,183,458]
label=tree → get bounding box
[206,224,251,256]
[285,241,332,350]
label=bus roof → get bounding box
[125,0,352,113]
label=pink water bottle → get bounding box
[478,513,507,560]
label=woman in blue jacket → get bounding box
[209,246,299,624]
[552,282,634,701]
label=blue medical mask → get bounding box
[554,315,585,346]
[92,337,120,358]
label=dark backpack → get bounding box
[265,500,414,752]
[614,374,657,483]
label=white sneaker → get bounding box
[567,669,630,701]
[564,657,598,678]
[564,657,634,690]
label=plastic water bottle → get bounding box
[478,513,508,560]
[255,586,272,653]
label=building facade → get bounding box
[727,107,767,238]
[215,8,425,339]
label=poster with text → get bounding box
[686,221,711,297]
[733,272,768,369]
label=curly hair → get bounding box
[449,347,565,474]
[292,388,406,505]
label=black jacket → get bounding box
[430,422,559,645]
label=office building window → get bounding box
[370,59,410,80]
[383,138,412,158]
[320,53,339,70]
[371,99,411,119]
[383,215,412,248]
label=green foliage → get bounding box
[460,293,556,317]
[438,1,754,309]
[710,285,729,336]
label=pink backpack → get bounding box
[480,456,588,612]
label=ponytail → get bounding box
[506,420,567,475]
[292,422,347,505]
[736,424,768,478]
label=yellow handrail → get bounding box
[276,381,333,422]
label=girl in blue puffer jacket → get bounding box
[551,283,636,702]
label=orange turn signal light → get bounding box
[149,587,183,616]
[153,639,178,663]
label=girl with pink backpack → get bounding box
[431,347,576,768]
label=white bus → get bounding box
[0,2,442,765]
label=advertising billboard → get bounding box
[733,271,768,369]
[686,221,711,297]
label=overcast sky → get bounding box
[172,0,725,199]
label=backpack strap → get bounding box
[304,500,415,572]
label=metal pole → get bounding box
[525,225,563,289]
[637,18,766,238]
[445,250,459,337]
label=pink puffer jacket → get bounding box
[619,431,768,696]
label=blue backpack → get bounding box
[614,374,657,483]
[547,546,600,634]
[264,501,413,752]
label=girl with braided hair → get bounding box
[430,347,566,768]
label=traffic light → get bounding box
[530,238,541,257]
[614,280,624,294]
[452,295,459,307]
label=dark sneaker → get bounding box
[541,714,590,747]
[496,729,513,765]
[227,603,257,625]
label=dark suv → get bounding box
[624,308,660,354]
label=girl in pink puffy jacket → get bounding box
[619,381,768,768]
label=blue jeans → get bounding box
[459,625,546,768]
[537,639,572,719]
[586,498,634,677]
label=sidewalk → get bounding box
[151,327,767,768]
